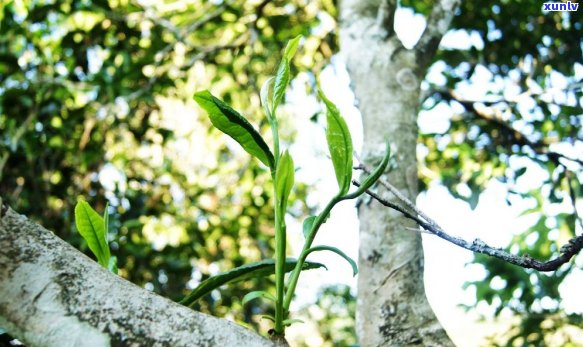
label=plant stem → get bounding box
[273,176,286,335]
[282,196,342,311]
[270,115,285,334]
[270,117,280,165]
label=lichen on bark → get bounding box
[0,206,278,347]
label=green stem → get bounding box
[270,118,280,165]
[273,176,286,335]
[270,116,285,334]
[283,196,342,311]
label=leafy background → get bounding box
[1,0,581,346]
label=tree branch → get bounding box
[436,89,583,167]
[376,0,397,38]
[415,0,461,67]
[0,205,282,347]
[353,170,583,272]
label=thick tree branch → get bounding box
[353,171,583,272]
[415,0,461,67]
[0,204,281,347]
[340,0,399,41]
[376,0,397,38]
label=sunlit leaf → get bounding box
[260,76,275,122]
[74,200,110,268]
[275,150,294,212]
[272,36,301,114]
[194,90,275,169]
[319,89,353,196]
[108,256,118,274]
[272,58,290,114]
[180,258,325,307]
[283,35,301,61]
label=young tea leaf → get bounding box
[74,200,110,268]
[179,258,325,307]
[272,58,290,114]
[194,90,275,169]
[271,36,301,115]
[260,76,275,122]
[283,35,301,61]
[319,90,353,196]
[305,245,358,276]
[345,141,391,199]
[302,215,317,239]
[275,150,294,213]
[242,290,276,305]
[108,256,118,274]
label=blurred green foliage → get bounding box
[1,0,581,346]
[0,0,335,335]
[293,285,357,347]
[412,1,583,345]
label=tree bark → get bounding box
[0,206,280,347]
[339,0,459,345]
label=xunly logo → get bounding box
[542,1,579,11]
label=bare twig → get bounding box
[353,165,583,272]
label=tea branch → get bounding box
[353,166,583,272]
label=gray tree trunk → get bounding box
[0,206,281,347]
[339,0,459,345]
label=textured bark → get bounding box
[0,206,281,347]
[339,0,458,345]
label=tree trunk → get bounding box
[339,0,459,345]
[0,205,281,347]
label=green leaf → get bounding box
[103,202,109,235]
[272,58,290,114]
[275,150,294,212]
[271,36,301,115]
[74,200,110,268]
[179,258,325,307]
[319,89,353,196]
[103,203,118,274]
[260,76,275,122]
[302,215,317,238]
[282,318,304,326]
[283,35,301,61]
[194,90,275,169]
[515,167,527,178]
[306,245,358,276]
[345,141,390,199]
[242,290,276,305]
[108,256,118,274]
